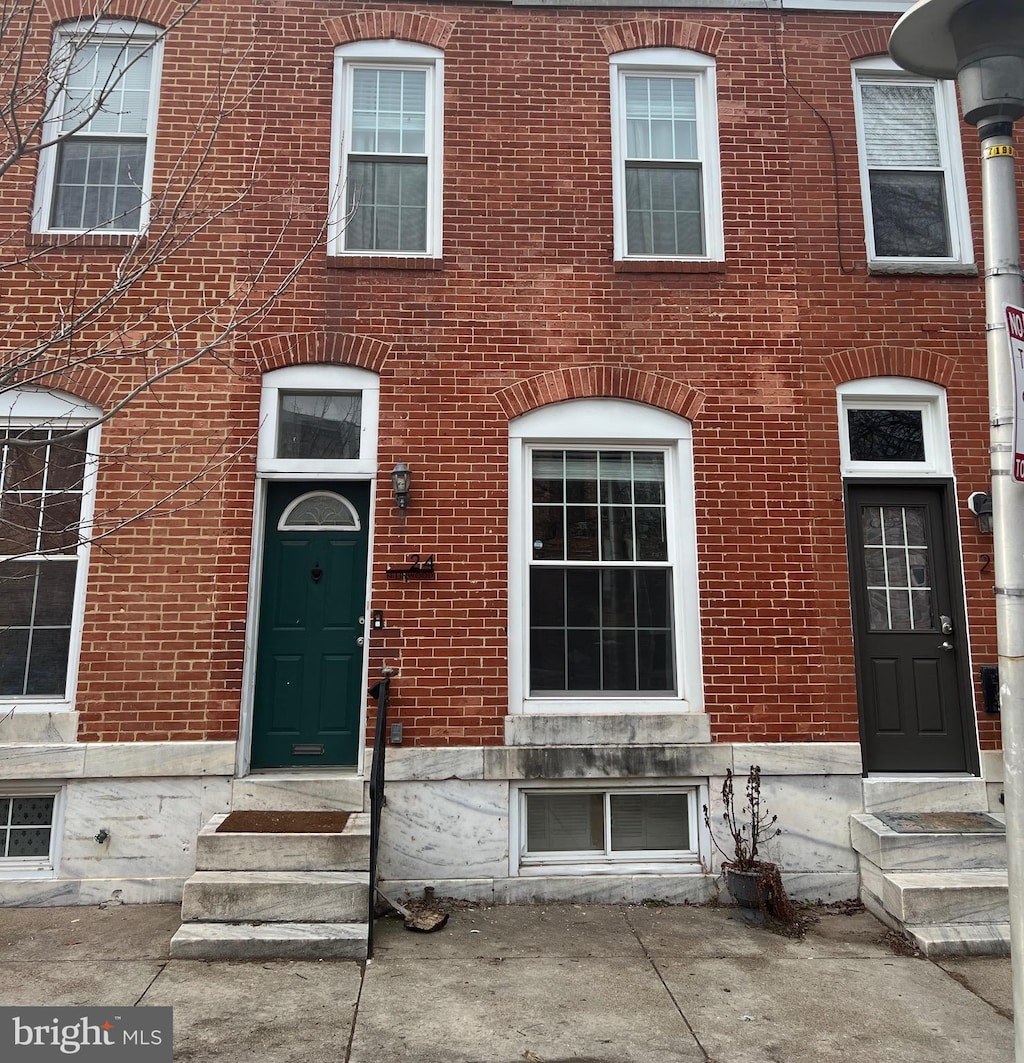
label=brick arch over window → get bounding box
[599,20,722,57]
[42,0,174,25]
[4,361,120,412]
[251,332,391,375]
[840,29,890,61]
[495,366,704,421]
[824,345,958,388]
[324,12,456,49]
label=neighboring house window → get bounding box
[34,20,162,234]
[509,400,702,714]
[610,48,723,261]
[0,389,100,706]
[853,58,973,269]
[330,40,443,256]
[837,378,951,477]
[0,788,62,877]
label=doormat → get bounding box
[216,811,351,833]
[875,811,1004,834]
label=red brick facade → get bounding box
[1,1,1006,757]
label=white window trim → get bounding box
[0,784,64,879]
[852,57,973,272]
[0,388,100,715]
[510,779,708,877]
[509,399,702,715]
[329,40,444,258]
[837,377,952,476]
[257,365,380,477]
[33,19,163,236]
[610,48,723,263]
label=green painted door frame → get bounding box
[251,481,370,768]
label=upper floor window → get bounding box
[610,49,723,262]
[34,20,163,235]
[853,59,973,271]
[330,41,443,257]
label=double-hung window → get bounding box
[0,390,99,706]
[35,20,162,234]
[610,49,723,262]
[509,400,701,715]
[853,59,973,270]
[330,41,443,257]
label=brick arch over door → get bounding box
[824,345,958,388]
[495,366,704,421]
[250,331,391,375]
[599,20,723,57]
[43,0,176,26]
[324,11,456,49]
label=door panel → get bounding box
[251,481,370,768]
[846,483,978,773]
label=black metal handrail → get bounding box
[366,669,391,959]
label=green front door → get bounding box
[251,481,370,768]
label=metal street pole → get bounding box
[891,2,1024,1056]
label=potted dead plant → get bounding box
[703,764,794,921]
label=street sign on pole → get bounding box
[1007,304,1024,483]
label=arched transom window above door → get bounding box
[278,491,361,531]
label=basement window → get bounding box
[515,785,700,873]
[0,791,60,875]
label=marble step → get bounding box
[850,813,1007,872]
[861,778,990,814]
[231,773,364,813]
[880,870,1009,926]
[195,813,371,871]
[181,870,368,923]
[904,922,1011,958]
[169,921,368,960]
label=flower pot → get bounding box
[724,864,776,910]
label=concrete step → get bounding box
[169,921,368,960]
[904,923,1011,958]
[861,778,990,814]
[850,813,1007,872]
[880,870,1009,926]
[195,813,371,872]
[181,870,368,923]
[231,773,365,812]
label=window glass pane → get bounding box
[32,561,78,626]
[625,165,703,256]
[27,628,72,696]
[277,393,361,460]
[624,76,697,161]
[345,160,428,252]
[610,793,689,851]
[861,82,940,168]
[8,827,51,857]
[0,629,29,696]
[350,68,426,155]
[526,792,604,853]
[51,140,146,231]
[847,409,925,462]
[869,170,949,258]
[281,493,357,529]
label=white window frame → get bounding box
[509,399,702,715]
[0,388,100,715]
[258,365,380,478]
[33,19,163,235]
[610,48,723,263]
[0,785,64,879]
[329,40,443,258]
[510,779,707,876]
[852,57,973,271]
[837,378,951,477]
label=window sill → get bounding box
[326,254,444,271]
[518,857,702,876]
[26,231,144,250]
[614,259,727,275]
[868,260,979,277]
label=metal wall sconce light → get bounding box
[968,491,994,534]
[391,463,412,510]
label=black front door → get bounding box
[846,482,978,774]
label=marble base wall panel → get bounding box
[0,876,187,907]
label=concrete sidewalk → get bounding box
[0,901,1013,1062]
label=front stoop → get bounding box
[852,791,1010,957]
[170,785,371,961]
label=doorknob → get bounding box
[939,641,954,652]
[310,563,323,584]
[940,615,954,635]
[356,636,364,646]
